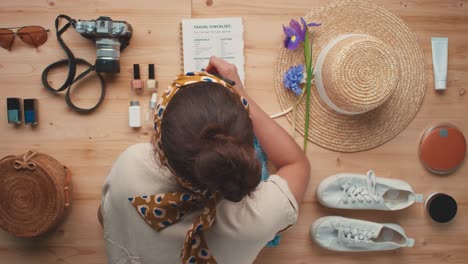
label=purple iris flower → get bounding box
[283,64,305,96]
[283,17,321,50]
[301,17,321,34]
[283,24,301,50]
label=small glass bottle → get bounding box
[146,93,158,123]
[129,101,141,128]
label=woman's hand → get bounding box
[206,56,245,93]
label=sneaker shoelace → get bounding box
[341,171,381,204]
[337,225,375,244]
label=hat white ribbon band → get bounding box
[314,33,369,116]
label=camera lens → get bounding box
[95,38,121,73]
[95,59,120,73]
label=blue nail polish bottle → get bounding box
[7,98,21,125]
[24,99,38,125]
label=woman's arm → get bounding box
[206,56,311,203]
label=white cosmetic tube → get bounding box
[431,37,448,91]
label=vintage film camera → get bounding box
[75,16,133,73]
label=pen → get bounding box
[201,68,236,86]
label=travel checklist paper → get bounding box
[182,17,245,83]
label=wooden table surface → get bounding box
[0,0,467,263]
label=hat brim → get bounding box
[274,0,426,152]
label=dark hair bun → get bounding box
[194,124,261,202]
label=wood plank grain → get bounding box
[0,1,191,263]
[0,0,467,263]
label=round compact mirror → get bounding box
[419,123,466,175]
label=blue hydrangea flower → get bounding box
[283,64,305,96]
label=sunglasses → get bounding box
[0,26,50,51]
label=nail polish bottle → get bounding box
[131,64,144,91]
[7,98,21,125]
[147,64,157,90]
[24,99,38,126]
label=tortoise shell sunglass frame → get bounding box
[0,26,50,51]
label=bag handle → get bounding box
[63,166,72,208]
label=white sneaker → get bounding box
[311,216,415,252]
[316,171,423,210]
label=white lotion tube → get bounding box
[431,37,448,91]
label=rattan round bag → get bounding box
[0,150,71,238]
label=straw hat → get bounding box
[274,0,426,152]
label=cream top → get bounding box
[101,143,298,264]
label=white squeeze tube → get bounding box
[431,37,448,91]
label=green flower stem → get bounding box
[303,30,313,151]
[291,88,306,136]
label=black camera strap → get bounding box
[42,15,106,113]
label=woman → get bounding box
[100,57,310,264]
